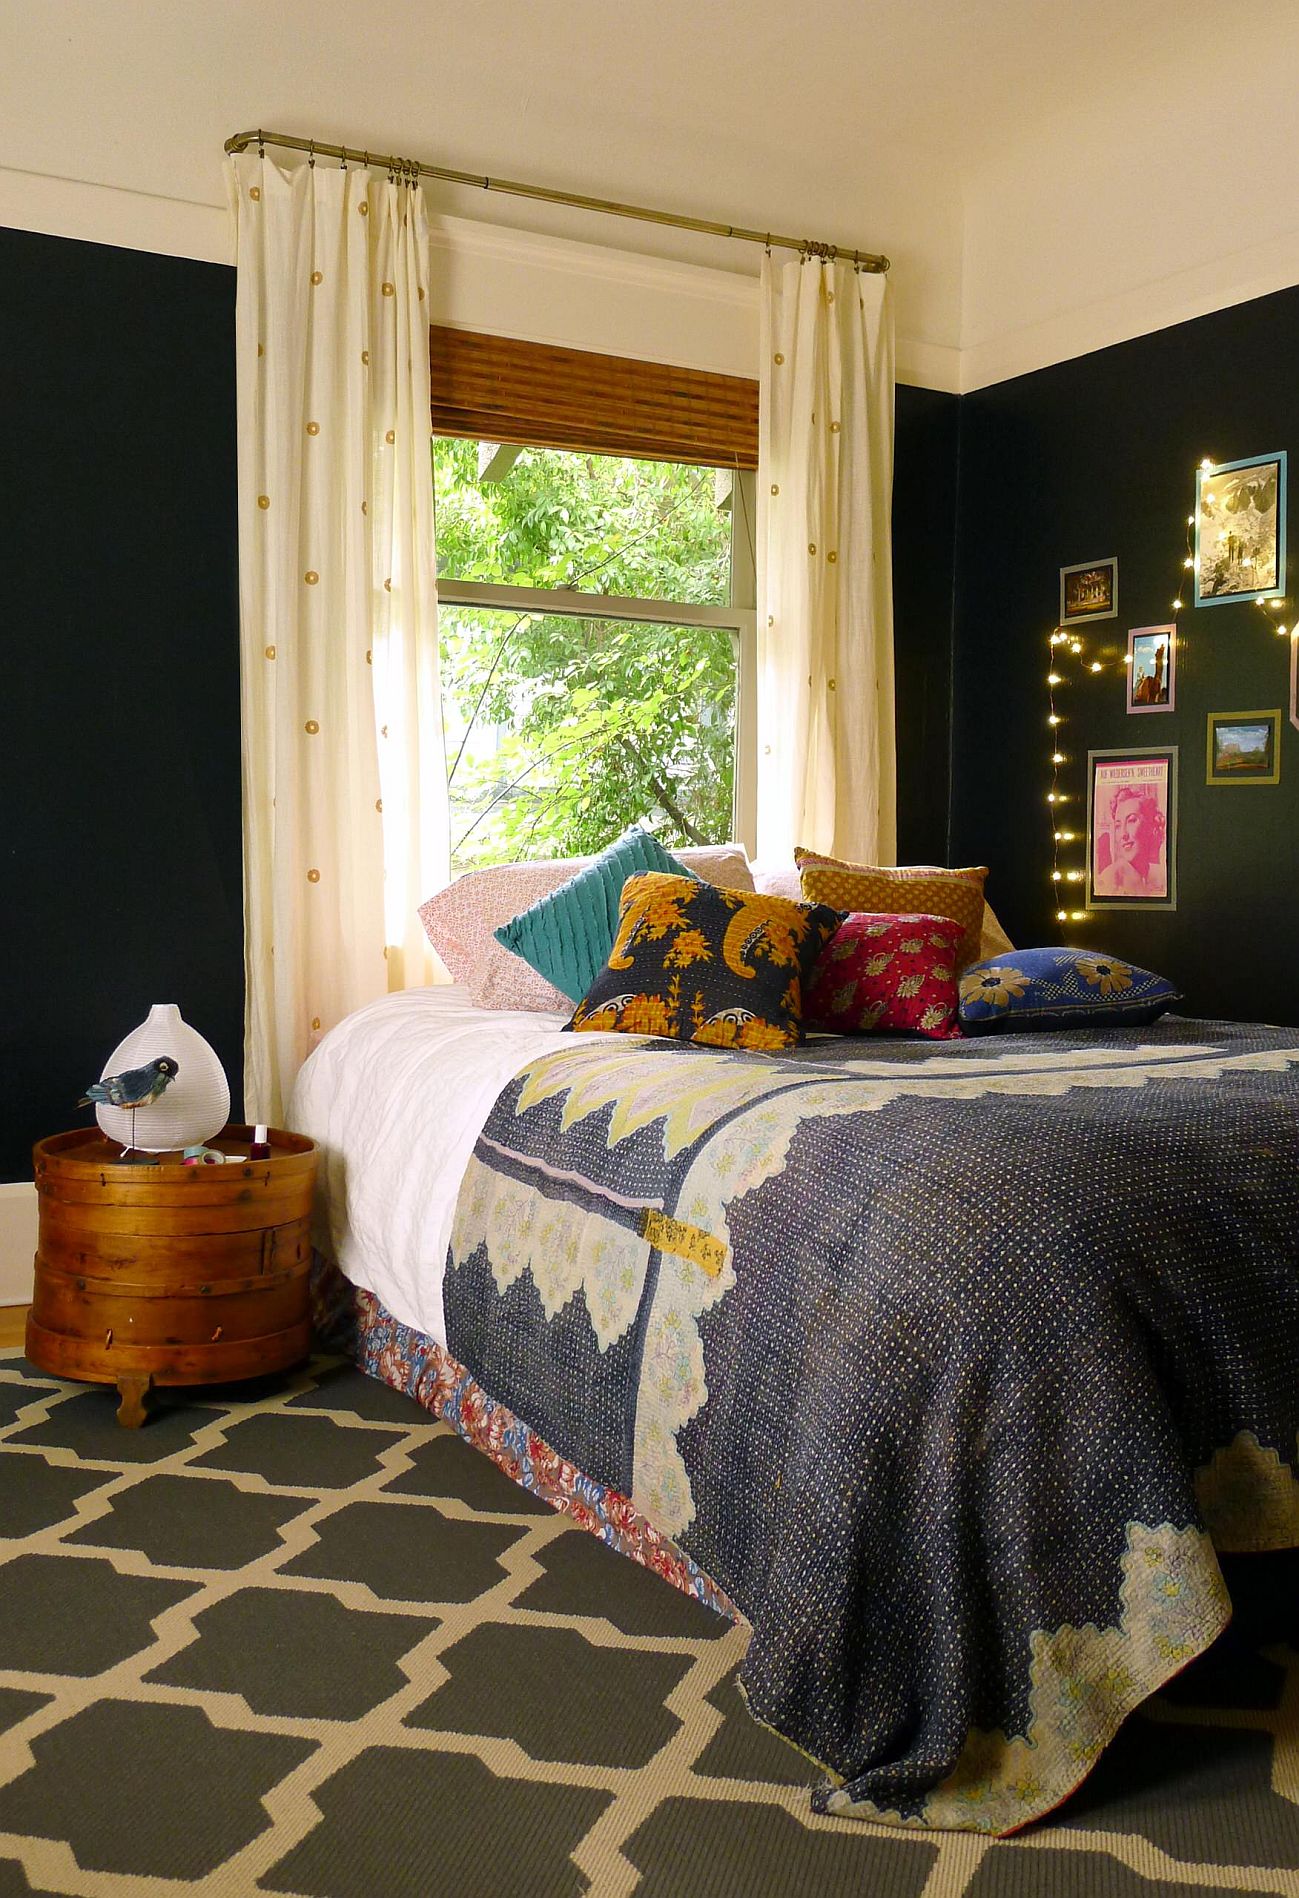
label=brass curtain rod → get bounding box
[224,127,890,273]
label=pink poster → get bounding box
[1088,750,1177,909]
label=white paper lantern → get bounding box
[94,1003,231,1152]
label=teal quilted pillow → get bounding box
[493,827,695,1004]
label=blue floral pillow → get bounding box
[958,947,1180,1034]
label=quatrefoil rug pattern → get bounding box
[2,1349,1298,1897]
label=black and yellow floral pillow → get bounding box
[569,871,842,1051]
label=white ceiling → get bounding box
[7,0,1299,379]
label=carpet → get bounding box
[1,1349,1297,1897]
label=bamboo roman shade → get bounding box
[428,325,758,469]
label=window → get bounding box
[433,437,756,872]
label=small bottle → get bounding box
[249,1123,272,1161]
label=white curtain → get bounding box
[227,151,449,1125]
[756,254,895,866]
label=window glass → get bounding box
[440,605,736,872]
[433,438,732,607]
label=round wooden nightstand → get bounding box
[27,1125,318,1426]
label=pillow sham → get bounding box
[570,871,842,1051]
[805,913,965,1039]
[757,860,1014,964]
[958,947,1181,1034]
[493,826,693,1005]
[795,849,989,970]
[419,842,755,1012]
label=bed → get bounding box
[290,983,1299,1835]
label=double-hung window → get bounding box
[429,327,757,872]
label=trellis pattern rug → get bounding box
[1,1347,1298,1896]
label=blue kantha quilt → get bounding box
[442,1017,1299,1833]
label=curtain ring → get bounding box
[256,129,265,158]
[764,234,771,257]
[308,139,316,169]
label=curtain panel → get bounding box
[227,152,449,1125]
[757,256,895,866]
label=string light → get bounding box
[1045,624,1111,926]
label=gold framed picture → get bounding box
[1205,710,1281,785]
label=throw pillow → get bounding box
[418,842,755,1013]
[796,849,989,969]
[492,825,694,1005]
[570,872,842,1051]
[805,913,966,1039]
[759,860,1014,963]
[958,947,1181,1034]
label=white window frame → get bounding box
[435,466,758,857]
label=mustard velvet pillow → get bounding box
[795,849,989,970]
[569,872,842,1051]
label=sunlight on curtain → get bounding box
[757,256,895,866]
[227,151,450,1124]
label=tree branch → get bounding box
[622,735,708,844]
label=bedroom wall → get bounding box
[950,283,1299,1026]
[0,220,960,1222]
[0,225,245,1192]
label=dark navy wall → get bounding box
[1,227,243,1181]
[894,383,959,865]
[951,287,1299,1026]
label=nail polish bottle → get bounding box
[249,1123,272,1161]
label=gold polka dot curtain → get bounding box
[227,152,450,1124]
[757,256,895,865]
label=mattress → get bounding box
[287,986,570,1343]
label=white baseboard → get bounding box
[0,1184,37,1307]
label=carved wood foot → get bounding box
[116,1373,154,1429]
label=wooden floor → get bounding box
[0,1307,28,1348]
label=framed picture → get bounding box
[1060,558,1118,625]
[1291,635,1299,733]
[1126,624,1176,713]
[1206,710,1281,785]
[1087,748,1178,910]
[1194,452,1286,607]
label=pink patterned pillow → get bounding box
[805,912,965,1039]
[419,844,755,1012]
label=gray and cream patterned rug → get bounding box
[1,1348,1298,1897]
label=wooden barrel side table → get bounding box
[27,1126,318,1426]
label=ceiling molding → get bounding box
[0,165,228,265]
[960,225,1299,394]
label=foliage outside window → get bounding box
[433,439,747,871]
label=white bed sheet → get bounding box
[287,986,570,1344]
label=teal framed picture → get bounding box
[1194,452,1286,607]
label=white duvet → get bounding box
[287,986,571,1344]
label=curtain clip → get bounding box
[308,138,316,169]
[256,129,265,159]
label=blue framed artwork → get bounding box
[1194,452,1286,607]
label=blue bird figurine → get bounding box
[78,1057,180,1110]
[79,1056,179,1159]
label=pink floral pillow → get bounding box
[805,913,965,1039]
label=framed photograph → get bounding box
[1206,710,1281,785]
[1126,624,1176,713]
[1291,634,1299,733]
[1060,558,1118,625]
[1087,748,1178,910]
[1194,452,1286,607]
